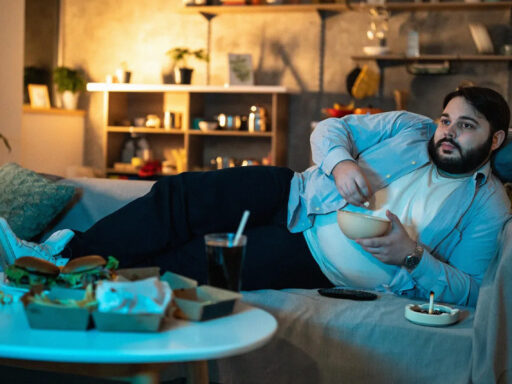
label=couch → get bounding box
[12,177,512,383]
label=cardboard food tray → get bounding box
[92,310,166,333]
[93,267,167,332]
[22,286,93,331]
[161,271,242,321]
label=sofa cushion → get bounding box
[213,289,474,384]
[0,163,75,240]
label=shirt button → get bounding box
[411,161,416,165]
[386,174,391,178]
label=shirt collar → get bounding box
[433,161,491,185]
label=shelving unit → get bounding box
[351,54,512,62]
[87,83,288,177]
[183,0,512,117]
[181,1,512,14]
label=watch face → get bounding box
[405,255,420,269]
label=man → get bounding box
[0,86,509,306]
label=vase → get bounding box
[62,91,80,110]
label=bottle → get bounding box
[406,30,420,57]
[248,106,267,132]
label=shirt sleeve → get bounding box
[310,111,434,175]
[409,191,510,307]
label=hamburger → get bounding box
[56,255,118,288]
[5,256,60,288]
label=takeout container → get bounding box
[22,286,94,331]
[337,210,391,239]
[22,268,242,332]
[92,267,169,333]
[161,271,242,321]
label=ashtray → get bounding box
[404,303,460,327]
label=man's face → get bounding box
[428,96,503,175]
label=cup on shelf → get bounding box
[145,114,161,128]
[501,44,512,56]
[133,117,146,127]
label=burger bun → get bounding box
[14,256,60,276]
[62,255,107,274]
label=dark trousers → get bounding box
[65,166,331,290]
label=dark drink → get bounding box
[204,233,247,292]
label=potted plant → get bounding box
[166,48,208,85]
[53,66,86,110]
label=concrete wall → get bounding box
[0,0,24,165]
[58,0,511,171]
[25,0,59,69]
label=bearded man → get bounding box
[1,86,509,306]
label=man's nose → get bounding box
[445,122,458,137]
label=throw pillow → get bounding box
[0,163,75,240]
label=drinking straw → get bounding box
[428,291,434,314]
[233,210,250,246]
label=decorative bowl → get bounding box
[198,121,219,132]
[337,210,391,240]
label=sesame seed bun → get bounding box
[61,255,106,274]
[14,256,60,276]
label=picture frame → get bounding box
[28,84,51,109]
[228,54,254,86]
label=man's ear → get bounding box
[491,130,506,151]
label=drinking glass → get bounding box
[204,233,247,292]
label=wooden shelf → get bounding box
[107,126,185,134]
[107,168,177,177]
[354,0,512,11]
[182,3,348,13]
[87,83,287,94]
[351,54,512,62]
[188,129,273,137]
[181,1,512,14]
[22,105,86,117]
[106,126,273,137]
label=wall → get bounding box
[0,0,24,165]
[59,0,511,171]
[24,0,59,103]
[24,0,58,69]
[21,109,85,177]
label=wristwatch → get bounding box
[404,244,424,271]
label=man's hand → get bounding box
[355,210,416,265]
[332,161,372,207]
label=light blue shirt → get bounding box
[287,111,511,306]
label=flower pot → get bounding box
[62,91,80,110]
[174,68,193,85]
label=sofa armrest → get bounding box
[44,177,154,236]
[472,218,512,383]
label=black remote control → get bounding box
[317,287,378,301]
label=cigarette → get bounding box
[428,291,434,314]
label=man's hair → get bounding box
[443,86,510,142]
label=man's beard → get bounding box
[428,134,494,175]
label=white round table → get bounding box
[0,294,277,384]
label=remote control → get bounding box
[317,287,378,301]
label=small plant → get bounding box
[53,66,86,93]
[166,48,209,69]
[0,133,11,152]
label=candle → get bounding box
[428,291,434,314]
